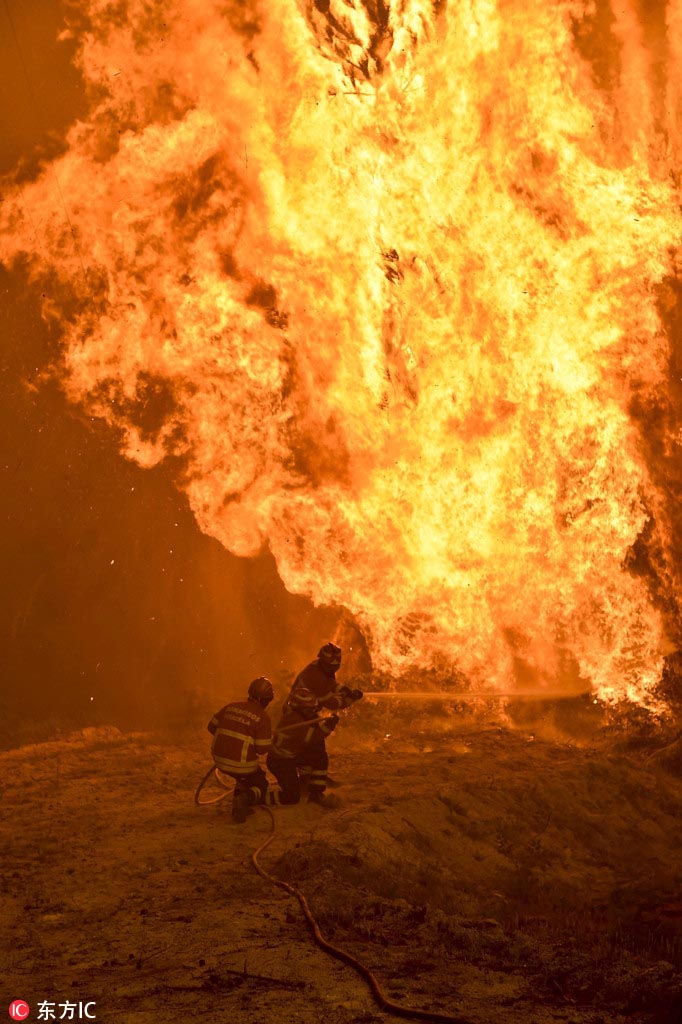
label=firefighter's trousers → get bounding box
[220,765,279,807]
[267,734,329,804]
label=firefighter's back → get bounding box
[209,699,270,774]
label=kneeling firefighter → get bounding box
[207,677,280,823]
[267,643,363,807]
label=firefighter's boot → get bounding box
[307,790,341,809]
[232,789,251,823]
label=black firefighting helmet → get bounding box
[318,642,342,673]
[247,677,274,706]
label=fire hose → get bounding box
[251,806,472,1024]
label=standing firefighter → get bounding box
[267,643,363,807]
[207,677,279,823]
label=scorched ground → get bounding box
[2,710,682,1023]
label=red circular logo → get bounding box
[9,1003,30,1021]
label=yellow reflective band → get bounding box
[292,690,316,704]
[214,760,256,774]
[216,728,252,763]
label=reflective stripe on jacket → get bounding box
[207,699,271,774]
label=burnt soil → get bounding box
[2,719,682,1024]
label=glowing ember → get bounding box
[2,0,681,704]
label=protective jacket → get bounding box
[207,699,271,775]
[272,658,354,759]
[282,659,355,716]
[270,707,337,760]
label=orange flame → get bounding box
[2,0,681,704]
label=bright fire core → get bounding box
[3,0,682,704]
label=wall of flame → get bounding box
[3,0,682,705]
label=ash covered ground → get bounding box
[3,705,682,1024]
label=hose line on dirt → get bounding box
[252,806,472,1024]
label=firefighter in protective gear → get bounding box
[267,643,363,806]
[207,677,280,823]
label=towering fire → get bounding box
[2,0,681,703]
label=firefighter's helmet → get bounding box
[247,677,274,706]
[318,642,342,672]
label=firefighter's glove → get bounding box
[325,714,340,732]
[350,689,364,702]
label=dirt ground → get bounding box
[2,714,682,1024]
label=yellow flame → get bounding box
[2,0,680,703]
